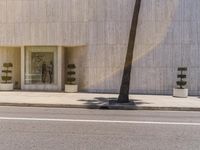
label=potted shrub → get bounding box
[65,64,78,93]
[0,63,14,91]
[173,67,188,98]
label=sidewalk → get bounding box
[0,91,200,111]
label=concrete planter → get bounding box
[0,83,14,91]
[65,84,78,93]
[173,88,188,98]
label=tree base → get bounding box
[109,99,135,105]
[117,94,130,103]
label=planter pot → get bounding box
[173,88,188,98]
[65,84,78,93]
[0,83,14,91]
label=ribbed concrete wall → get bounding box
[131,0,200,95]
[0,0,200,95]
[86,0,200,95]
[0,0,88,46]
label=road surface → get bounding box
[0,106,200,150]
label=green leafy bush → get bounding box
[67,64,76,85]
[1,63,13,83]
[176,67,187,89]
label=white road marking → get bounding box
[0,117,200,126]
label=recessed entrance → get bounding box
[24,46,57,85]
[22,46,62,91]
[0,47,21,89]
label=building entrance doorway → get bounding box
[23,46,60,91]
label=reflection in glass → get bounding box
[25,47,57,84]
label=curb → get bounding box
[0,103,97,109]
[132,106,200,111]
[0,102,200,111]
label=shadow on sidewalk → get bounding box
[78,97,151,108]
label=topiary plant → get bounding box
[176,67,187,89]
[1,63,13,83]
[67,64,76,85]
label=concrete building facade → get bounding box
[0,0,199,95]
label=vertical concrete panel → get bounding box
[0,1,7,23]
[21,46,24,89]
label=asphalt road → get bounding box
[0,107,200,150]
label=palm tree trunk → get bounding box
[117,0,142,103]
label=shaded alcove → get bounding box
[0,47,21,89]
[62,46,87,91]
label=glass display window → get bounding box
[25,46,57,85]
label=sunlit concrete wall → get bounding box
[0,0,200,95]
[0,0,88,46]
[86,0,200,95]
[130,0,200,95]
